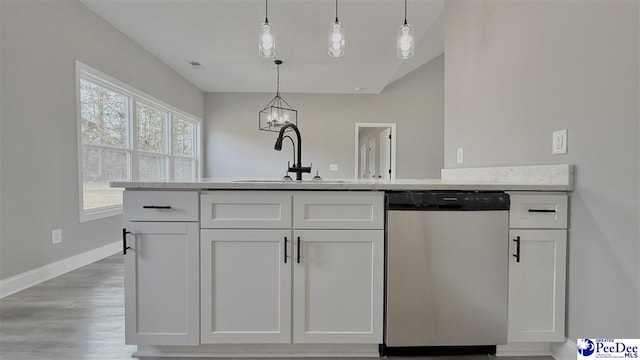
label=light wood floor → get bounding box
[0,255,553,360]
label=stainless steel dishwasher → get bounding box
[385,191,510,353]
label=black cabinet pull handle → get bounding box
[297,236,301,264]
[122,228,132,255]
[142,205,172,209]
[528,209,556,213]
[513,236,521,263]
[284,236,288,264]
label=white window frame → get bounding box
[76,60,201,222]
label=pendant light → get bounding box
[258,0,275,58]
[328,0,345,58]
[397,0,414,60]
[259,60,297,132]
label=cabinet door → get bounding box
[508,229,566,342]
[124,221,199,345]
[201,230,291,343]
[293,230,383,344]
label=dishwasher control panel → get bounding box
[386,191,509,211]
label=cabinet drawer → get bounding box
[508,193,568,229]
[201,191,292,229]
[293,192,384,230]
[123,191,199,222]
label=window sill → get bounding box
[80,206,123,223]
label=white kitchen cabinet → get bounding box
[200,229,291,343]
[123,221,199,345]
[508,229,566,342]
[293,229,384,344]
[506,192,567,344]
[199,191,384,346]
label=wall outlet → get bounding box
[52,229,62,245]
[456,148,464,164]
[552,129,567,154]
[329,164,339,171]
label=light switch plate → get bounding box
[552,129,567,154]
[329,164,338,171]
[52,229,62,244]
[456,148,464,164]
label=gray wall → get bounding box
[0,0,204,279]
[444,0,639,337]
[204,54,444,180]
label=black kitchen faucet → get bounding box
[274,123,311,181]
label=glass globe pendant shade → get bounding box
[328,21,345,58]
[397,23,414,59]
[259,22,276,58]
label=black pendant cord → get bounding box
[265,0,269,24]
[335,0,339,23]
[276,63,280,96]
[404,0,408,25]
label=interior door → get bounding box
[379,128,391,179]
[368,138,377,178]
[359,144,368,178]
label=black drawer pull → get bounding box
[297,237,301,264]
[284,237,288,264]
[528,209,556,213]
[513,236,521,263]
[142,205,172,209]
[122,228,132,255]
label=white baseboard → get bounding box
[496,339,576,359]
[0,241,121,298]
[551,339,577,360]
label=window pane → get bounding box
[139,154,168,181]
[175,158,196,181]
[82,147,128,209]
[172,117,195,157]
[137,101,167,153]
[80,79,128,148]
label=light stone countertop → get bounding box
[110,178,572,191]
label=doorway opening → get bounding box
[354,123,397,179]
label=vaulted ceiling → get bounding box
[81,0,444,94]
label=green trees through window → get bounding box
[77,62,200,221]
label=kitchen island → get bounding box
[112,165,573,358]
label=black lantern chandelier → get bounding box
[259,59,297,132]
